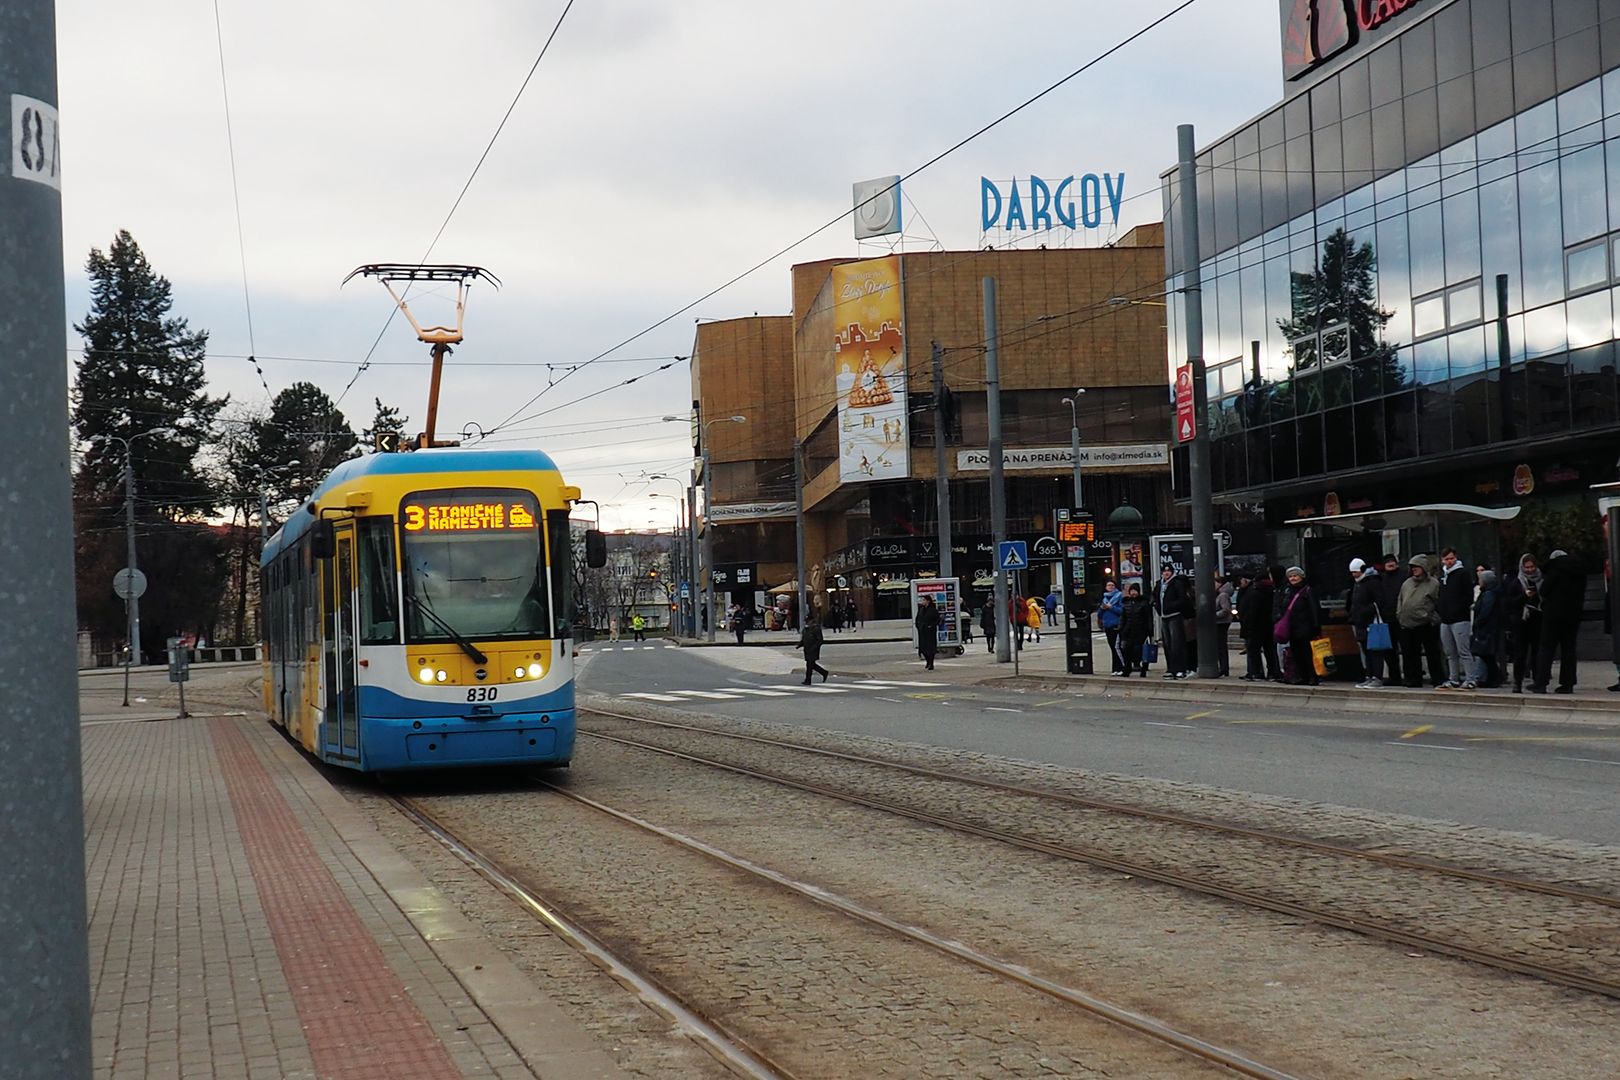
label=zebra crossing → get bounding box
[579,641,679,653]
[618,678,946,704]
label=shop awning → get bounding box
[876,579,910,591]
[1284,502,1522,531]
[767,580,799,595]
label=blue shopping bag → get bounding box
[1141,640,1160,664]
[1366,618,1392,652]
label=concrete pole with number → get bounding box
[0,2,92,1072]
[1178,124,1220,678]
[985,277,1011,664]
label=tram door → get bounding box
[323,523,361,761]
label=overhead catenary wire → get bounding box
[482,0,1206,437]
[209,0,269,403]
[332,0,578,413]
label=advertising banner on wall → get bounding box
[833,257,910,483]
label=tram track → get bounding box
[386,788,1300,1080]
[578,706,1620,1002]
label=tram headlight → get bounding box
[435,669,448,682]
[417,668,435,684]
[514,667,525,679]
[528,662,543,678]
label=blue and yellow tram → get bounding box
[261,448,583,771]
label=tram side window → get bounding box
[358,517,400,645]
[546,510,573,638]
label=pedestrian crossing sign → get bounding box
[997,540,1028,571]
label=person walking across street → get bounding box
[1120,583,1153,676]
[1152,566,1190,678]
[1397,554,1446,688]
[1213,573,1234,677]
[631,613,646,642]
[1470,570,1504,689]
[1276,566,1321,685]
[1239,571,1279,681]
[731,602,751,646]
[1349,558,1392,688]
[1377,554,1406,686]
[794,614,829,684]
[1098,580,1125,674]
[1010,593,1026,650]
[1503,553,1543,693]
[609,615,621,642]
[1026,596,1044,644]
[1436,547,1476,688]
[915,595,941,671]
[1532,549,1585,693]
[979,601,997,654]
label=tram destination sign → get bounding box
[404,498,538,533]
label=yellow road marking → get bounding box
[1185,710,1214,720]
[1226,718,1323,726]
[1034,699,1067,708]
[1399,724,1433,740]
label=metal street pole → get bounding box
[124,447,141,671]
[702,436,716,642]
[1062,390,1085,508]
[0,0,93,1070]
[985,277,1011,664]
[932,342,954,582]
[1178,123,1219,678]
[687,471,698,636]
[794,439,808,630]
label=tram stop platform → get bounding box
[79,663,628,1080]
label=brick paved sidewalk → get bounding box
[82,710,628,1080]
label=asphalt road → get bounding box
[578,639,1620,846]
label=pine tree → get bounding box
[251,381,359,510]
[362,397,410,451]
[72,229,225,520]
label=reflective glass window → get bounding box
[1409,202,1446,295]
[1372,100,1406,173]
[1414,335,1449,384]
[1517,100,1559,166]
[1447,325,1488,377]
[1515,0,1555,49]
[1515,45,1556,113]
[1271,421,1298,480]
[1439,75,1477,147]
[1518,161,1566,307]
[1443,190,1482,283]
[1405,88,1441,163]
[1555,32,1600,94]
[1570,341,1618,429]
[1606,66,1620,117]
[1407,154,1443,210]
[1384,392,1418,460]
[1297,413,1324,477]
[1559,78,1603,133]
[1376,215,1412,345]
[1297,372,1322,414]
[1475,59,1517,130]
[1354,400,1386,466]
[1416,385,1455,454]
[1440,136,1477,196]
[1566,237,1609,294]
[1322,323,1350,367]
[1475,118,1516,184]
[1325,406,1355,472]
[1566,288,1612,348]
[1524,301,1569,358]
[1342,57,1371,116]
[1607,139,1620,240]
[1414,292,1448,337]
[1525,355,1571,436]
[1401,21,1436,93]
[1435,1,1473,80]
[1560,144,1608,243]
[1453,369,1494,449]
[1478,176,1522,313]
[1448,281,1484,326]
[1389,344,1415,390]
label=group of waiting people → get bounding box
[1346,548,1594,693]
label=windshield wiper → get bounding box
[405,593,489,665]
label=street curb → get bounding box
[986,674,1620,727]
[669,637,911,649]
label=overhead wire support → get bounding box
[210,0,269,401]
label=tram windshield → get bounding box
[400,488,550,642]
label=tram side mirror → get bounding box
[585,529,607,568]
[312,519,336,560]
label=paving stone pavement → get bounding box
[81,704,629,1080]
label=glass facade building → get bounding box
[1161,0,1620,563]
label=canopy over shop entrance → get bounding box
[1284,502,1522,531]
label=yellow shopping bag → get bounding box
[1310,637,1337,677]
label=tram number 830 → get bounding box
[467,687,499,702]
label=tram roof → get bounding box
[262,448,562,563]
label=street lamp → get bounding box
[649,473,697,636]
[663,413,746,642]
[97,425,174,705]
[1060,389,1085,508]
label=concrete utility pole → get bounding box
[1177,124,1219,678]
[1062,389,1085,508]
[931,341,953,582]
[124,448,141,669]
[984,278,1011,664]
[686,470,698,636]
[0,1,93,1072]
[793,439,808,629]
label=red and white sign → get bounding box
[1174,364,1195,443]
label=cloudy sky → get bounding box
[58,0,1283,529]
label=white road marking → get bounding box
[1385,741,1468,752]
[621,692,682,702]
[985,707,1023,714]
[781,685,848,694]
[1144,722,1198,729]
[668,690,743,700]
[641,646,657,650]
[1556,756,1620,767]
[725,688,795,697]
[875,696,905,703]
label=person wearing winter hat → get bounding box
[1502,553,1543,693]
[1469,569,1504,689]
[1532,549,1585,693]
[1349,558,1392,688]
[1276,566,1321,685]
